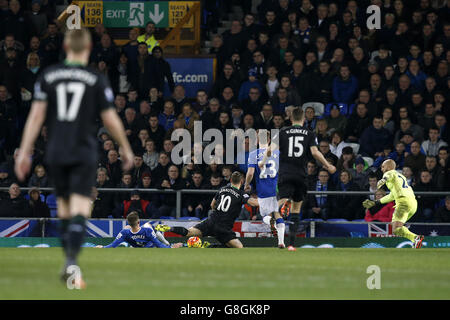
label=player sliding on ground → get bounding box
[363,159,425,248]
[156,171,259,248]
[15,28,135,289]
[244,130,286,248]
[95,212,183,248]
[260,107,336,251]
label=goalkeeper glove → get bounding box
[362,199,376,209]
[377,178,386,189]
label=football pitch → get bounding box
[0,248,449,300]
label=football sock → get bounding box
[275,218,285,245]
[171,226,188,236]
[59,218,70,255]
[289,213,300,246]
[262,215,272,225]
[66,215,86,267]
[393,226,417,242]
[156,231,170,246]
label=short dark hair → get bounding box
[126,211,140,227]
[231,171,243,185]
[291,107,304,121]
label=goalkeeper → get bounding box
[362,159,425,248]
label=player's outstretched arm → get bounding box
[15,101,48,181]
[100,109,134,171]
[259,141,278,168]
[310,146,336,174]
[244,167,255,192]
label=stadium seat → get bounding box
[50,209,57,218]
[159,216,175,220]
[45,194,57,209]
[302,102,325,117]
[302,218,324,222]
[362,157,374,167]
[324,103,348,116]
[327,219,348,222]
[346,104,356,116]
[178,216,200,221]
[353,219,366,222]
[347,143,360,155]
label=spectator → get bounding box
[404,141,427,175]
[91,168,114,219]
[364,189,395,222]
[414,170,438,221]
[151,152,171,186]
[359,115,392,158]
[304,169,334,220]
[345,103,371,143]
[422,126,448,156]
[329,131,350,159]
[201,98,222,131]
[27,164,49,188]
[101,149,122,186]
[142,139,159,171]
[39,22,63,67]
[158,100,176,131]
[149,46,174,94]
[336,146,355,172]
[28,187,50,218]
[241,86,265,117]
[333,170,364,220]
[0,183,31,217]
[184,171,208,218]
[332,64,359,104]
[209,61,241,99]
[158,165,187,218]
[114,172,134,208]
[255,103,274,130]
[137,22,159,54]
[350,157,369,189]
[113,190,153,219]
[433,196,450,223]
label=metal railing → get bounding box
[1,187,449,219]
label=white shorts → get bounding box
[258,196,278,217]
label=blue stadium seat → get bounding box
[50,209,57,218]
[302,218,324,222]
[346,103,356,116]
[178,217,200,221]
[324,103,348,116]
[327,219,348,222]
[45,194,57,209]
[159,216,175,220]
[353,219,366,222]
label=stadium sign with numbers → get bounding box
[72,1,103,27]
[168,1,195,28]
[78,1,197,28]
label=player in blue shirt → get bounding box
[96,211,183,248]
[244,132,286,248]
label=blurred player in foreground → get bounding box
[156,171,259,248]
[96,211,183,248]
[363,159,424,248]
[245,131,286,248]
[15,28,134,288]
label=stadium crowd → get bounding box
[0,0,449,222]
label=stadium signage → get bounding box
[71,1,197,28]
[164,57,215,97]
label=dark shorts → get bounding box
[49,163,97,199]
[277,173,307,202]
[193,218,237,245]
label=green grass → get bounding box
[0,248,449,300]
